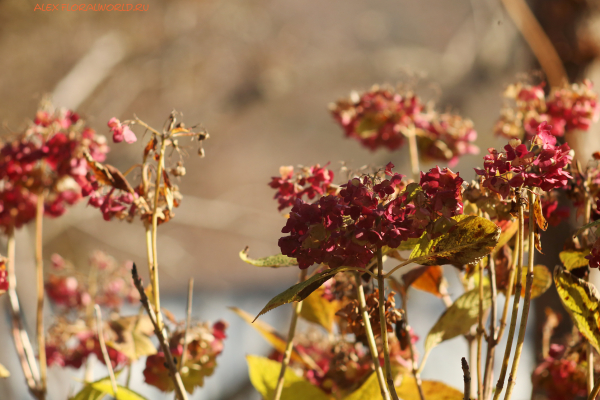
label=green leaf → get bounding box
[230,307,318,370]
[254,268,344,321]
[554,266,600,353]
[409,215,500,267]
[0,363,9,378]
[239,247,298,268]
[573,219,600,237]
[107,331,156,361]
[299,285,340,333]
[247,355,330,400]
[90,380,149,400]
[70,385,105,400]
[424,287,491,354]
[396,376,463,400]
[559,250,590,271]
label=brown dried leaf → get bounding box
[494,245,512,292]
[143,137,156,163]
[402,265,444,298]
[533,195,548,231]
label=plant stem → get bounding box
[500,0,567,88]
[179,278,194,373]
[35,194,47,395]
[377,248,400,400]
[589,377,600,400]
[94,305,118,397]
[144,224,155,295]
[477,258,484,400]
[585,196,594,395]
[503,190,537,400]
[150,138,168,331]
[6,228,42,396]
[273,269,307,400]
[400,291,425,400]
[407,126,420,181]
[462,357,471,400]
[483,255,499,400]
[496,235,519,343]
[493,191,525,400]
[131,264,188,400]
[354,272,390,400]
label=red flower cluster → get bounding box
[475,123,573,198]
[45,252,139,310]
[269,164,334,211]
[532,344,587,400]
[586,235,600,269]
[0,256,7,293]
[46,330,128,370]
[0,103,108,233]
[279,163,464,269]
[330,87,479,164]
[330,87,423,151]
[143,321,228,393]
[495,80,599,140]
[417,113,479,167]
[540,190,570,226]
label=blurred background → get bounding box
[1,0,599,398]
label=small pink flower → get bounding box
[108,118,137,144]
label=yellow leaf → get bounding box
[107,330,156,361]
[516,265,551,299]
[246,355,331,400]
[0,363,9,378]
[559,250,590,271]
[396,376,463,400]
[230,307,318,370]
[300,286,340,332]
[424,287,491,354]
[409,215,500,267]
[344,371,386,400]
[554,266,600,353]
[494,219,518,252]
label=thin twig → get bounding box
[400,291,425,400]
[35,194,47,395]
[179,278,194,373]
[150,136,169,331]
[407,126,420,181]
[354,272,390,400]
[503,190,537,400]
[496,233,519,343]
[377,248,400,400]
[94,305,118,398]
[501,0,567,88]
[6,228,42,397]
[273,269,307,400]
[477,258,484,400]
[585,196,595,395]
[462,357,471,400]
[493,192,525,400]
[483,255,499,400]
[589,376,600,400]
[131,263,188,400]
